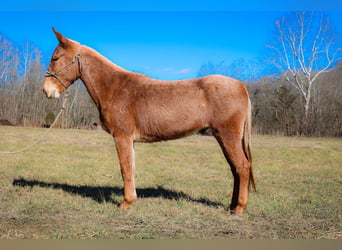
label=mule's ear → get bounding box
[52,27,69,47]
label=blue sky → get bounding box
[1,1,342,80]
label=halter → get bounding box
[45,45,83,89]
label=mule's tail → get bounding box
[243,97,256,192]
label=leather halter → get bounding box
[45,45,82,89]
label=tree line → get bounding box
[248,64,342,136]
[0,12,341,136]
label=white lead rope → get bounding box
[0,91,70,155]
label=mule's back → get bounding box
[130,74,248,142]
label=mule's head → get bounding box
[43,28,82,99]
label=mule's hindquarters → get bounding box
[212,92,254,214]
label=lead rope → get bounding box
[0,91,70,155]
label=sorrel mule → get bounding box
[43,28,256,214]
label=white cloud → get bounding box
[160,68,191,75]
[176,68,191,74]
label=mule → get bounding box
[43,28,255,214]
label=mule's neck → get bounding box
[79,45,128,108]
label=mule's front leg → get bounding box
[114,135,137,210]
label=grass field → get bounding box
[0,126,341,239]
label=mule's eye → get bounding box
[52,57,59,62]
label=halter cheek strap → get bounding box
[45,45,82,89]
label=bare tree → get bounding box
[0,34,20,123]
[267,12,341,134]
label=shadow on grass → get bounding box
[12,178,224,208]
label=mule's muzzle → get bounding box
[43,78,61,99]
[43,88,60,99]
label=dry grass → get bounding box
[0,126,341,239]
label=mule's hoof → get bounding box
[118,197,137,210]
[118,201,132,210]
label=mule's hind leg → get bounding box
[214,131,251,214]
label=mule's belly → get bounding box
[134,102,209,142]
[134,121,208,142]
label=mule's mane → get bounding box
[82,45,131,75]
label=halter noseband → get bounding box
[45,45,83,89]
